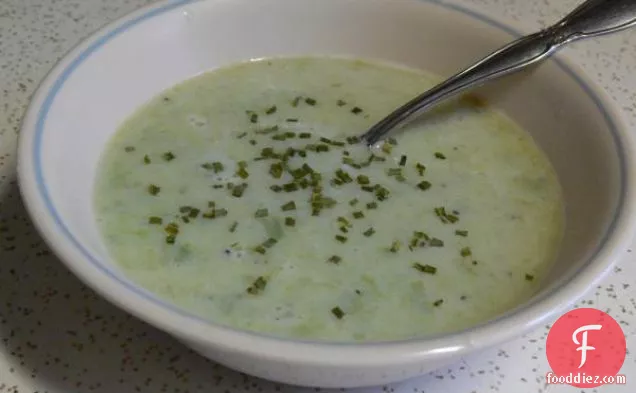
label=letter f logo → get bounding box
[572,324,602,368]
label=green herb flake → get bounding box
[337,99,347,107]
[434,152,446,160]
[399,155,407,166]
[455,230,468,237]
[351,107,363,115]
[346,136,360,145]
[305,97,317,106]
[375,185,390,201]
[124,146,136,152]
[283,183,299,192]
[417,181,432,191]
[246,276,268,295]
[356,175,370,185]
[366,202,378,210]
[349,198,359,206]
[281,201,296,211]
[286,118,299,123]
[236,166,249,179]
[147,184,161,196]
[460,247,472,257]
[381,142,392,154]
[164,222,179,236]
[254,208,269,218]
[143,155,151,164]
[363,227,375,237]
[237,131,248,139]
[413,263,437,275]
[229,221,239,233]
[335,235,348,243]
[291,96,302,107]
[188,208,200,218]
[231,183,248,198]
[263,238,278,248]
[248,112,258,123]
[433,299,444,307]
[265,105,277,115]
[429,238,444,247]
[299,132,312,139]
[335,169,353,184]
[331,306,345,319]
[389,240,401,253]
[165,235,176,245]
[352,211,364,219]
[148,216,163,225]
[162,151,176,161]
[415,163,426,176]
[285,217,296,227]
[327,255,342,264]
[525,274,535,281]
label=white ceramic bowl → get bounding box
[17,0,636,388]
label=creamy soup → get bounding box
[94,57,564,342]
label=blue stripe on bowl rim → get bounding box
[32,0,626,344]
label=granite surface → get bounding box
[1,0,635,392]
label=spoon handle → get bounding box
[361,0,636,146]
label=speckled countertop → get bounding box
[0,0,635,392]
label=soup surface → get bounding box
[94,57,564,342]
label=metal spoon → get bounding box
[360,0,636,146]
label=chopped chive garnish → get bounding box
[349,198,359,206]
[331,306,345,319]
[417,181,432,191]
[413,263,437,275]
[164,222,179,235]
[375,185,390,201]
[429,238,444,247]
[285,217,296,227]
[356,175,370,185]
[337,216,351,228]
[525,274,535,281]
[148,216,163,225]
[366,202,378,210]
[229,221,238,233]
[299,132,312,139]
[269,162,283,179]
[236,166,249,179]
[363,228,375,237]
[389,240,401,253]
[346,136,360,144]
[337,99,347,106]
[143,155,151,164]
[415,163,426,176]
[386,168,402,176]
[460,247,472,257]
[351,107,363,115]
[147,184,161,196]
[399,155,407,166]
[381,143,392,154]
[189,208,200,218]
[434,152,446,160]
[281,201,296,211]
[270,185,283,192]
[335,235,348,243]
[283,183,299,192]
[253,245,266,254]
[335,169,353,183]
[263,238,278,248]
[249,139,257,145]
[249,112,258,123]
[455,230,468,237]
[165,235,176,245]
[246,276,267,295]
[254,208,269,218]
[291,96,302,107]
[352,211,364,219]
[124,146,136,152]
[433,299,444,307]
[231,183,248,198]
[434,207,459,223]
[286,118,298,123]
[305,97,317,105]
[237,131,248,139]
[327,255,342,264]
[265,105,277,115]
[162,152,175,161]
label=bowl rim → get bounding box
[16,0,636,366]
